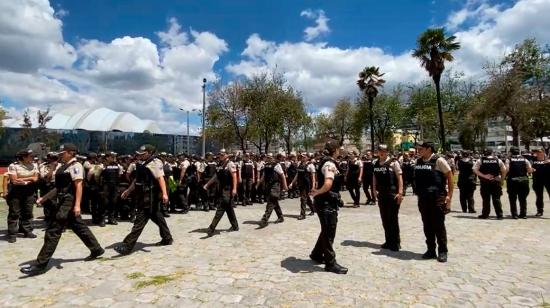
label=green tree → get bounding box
[370,89,405,148]
[279,87,307,154]
[20,108,33,142]
[0,99,6,135]
[357,66,385,152]
[412,28,461,150]
[315,98,361,147]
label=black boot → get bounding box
[85,248,105,261]
[325,262,348,274]
[20,264,48,276]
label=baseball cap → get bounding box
[419,141,435,151]
[58,143,77,153]
[136,144,156,155]
[378,144,388,151]
[16,149,33,157]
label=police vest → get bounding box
[185,163,197,176]
[414,156,446,196]
[163,163,173,178]
[102,163,121,185]
[204,162,217,179]
[135,157,158,191]
[507,156,528,179]
[242,161,254,179]
[55,161,77,195]
[362,159,374,179]
[315,157,343,205]
[348,160,360,176]
[479,157,501,177]
[373,159,397,194]
[457,159,476,184]
[263,163,279,186]
[287,162,297,178]
[296,163,310,186]
[216,161,233,189]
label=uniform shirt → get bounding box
[273,162,284,175]
[321,161,339,180]
[351,158,363,169]
[306,162,316,173]
[473,155,507,174]
[179,159,190,170]
[126,162,136,174]
[376,157,403,176]
[195,161,205,173]
[145,158,165,179]
[256,160,265,172]
[225,161,237,173]
[55,158,84,181]
[39,162,58,183]
[422,154,452,174]
[8,162,38,179]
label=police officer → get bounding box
[38,152,59,224]
[240,153,255,205]
[474,149,507,220]
[309,140,347,274]
[362,152,376,205]
[115,144,173,255]
[414,142,453,263]
[99,152,123,225]
[201,153,218,211]
[505,147,533,219]
[457,151,477,213]
[258,153,288,228]
[21,143,104,276]
[346,151,363,207]
[290,153,317,220]
[85,153,103,224]
[531,149,549,216]
[6,149,39,243]
[204,150,239,236]
[373,145,403,252]
[400,152,415,196]
[286,154,298,199]
[255,154,266,204]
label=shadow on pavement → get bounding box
[341,240,380,249]
[452,215,482,220]
[341,240,424,261]
[283,214,301,219]
[242,220,262,226]
[280,256,324,273]
[18,257,85,279]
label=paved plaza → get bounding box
[1,189,549,307]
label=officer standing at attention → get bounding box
[505,147,533,219]
[362,151,376,205]
[257,153,288,228]
[6,149,39,243]
[457,151,477,213]
[372,145,403,252]
[346,151,363,207]
[115,144,173,255]
[240,153,255,206]
[99,152,123,225]
[414,142,453,263]
[309,140,347,274]
[203,150,239,236]
[531,148,549,216]
[474,149,507,220]
[21,143,104,276]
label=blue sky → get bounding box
[0,0,547,134]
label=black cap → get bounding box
[16,149,33,157]
[510,146,520,155]
[324,139,339,153]
[87,152,97,159]
[136,144,156,155]
[59,143,77,153]
[419,141,435,152]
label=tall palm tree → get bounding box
[357,66,385,152]
[412,28,460,151]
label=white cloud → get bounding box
[300,9,330,42]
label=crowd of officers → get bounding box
[2,141,549,275]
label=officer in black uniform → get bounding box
[531,148,549,216]
[289,153,316,220]
[309,140,347,274]
[505,147,532,219]
[362,152,376,205]
[286,154,298,199]
[414,142,453,263]
[204,150,239,236]
[401,152,415,196]
[185,155,200,209]
[373,145,403,252]
[21,143,104,276]
[346,151,363,207]
[457,151,477,213]
[117,155,133,221]
[241,153,255,205]
[99,152,122,225]
[115,144,173,255]
[258,153,288,228]
[474,149,507,219]
[201,153,217,211]
[338,154,348,191]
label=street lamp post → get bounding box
[201,78,207,158]
[186,110,190,154]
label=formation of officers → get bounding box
[2,140,549,276]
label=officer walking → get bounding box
[115,144,173,255]
[531,148,549,216]
[203,150,239,237]
[99,152,123,225]
[457,151,477,213]
[474,149,507,220]
[414,142,453,263]
[505,147,533,219]
[257,153,288,228]
[201,153,218,211]
[309,140,348,274]
[21,143,104,276]
[38,152,59,224]
[6,149,39,243]
[289,153,317,220]
[372,145,403,252]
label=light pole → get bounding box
[180,108,200,155]
[201,78,207,158]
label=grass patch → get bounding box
[126,272,145,279]
[132,272,185,289]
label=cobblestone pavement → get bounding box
[1,188,549,307]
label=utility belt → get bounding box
[507,176,529,183]
[314,191,341,210]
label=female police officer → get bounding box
[20,143,104,276]
[7,149,39,243]
[309,140,348,274]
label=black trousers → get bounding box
[101,184,119,220]
[311,204,338,266]
[37,194,102,266]
[122,190,173,249]
[347,179,361,205]
[117,184,134,220]
[242,178,254,204]
[458,182,476,213]
[418,194,447,253]
[209,190,239,230]
[403,172,415,195]
[480,182,503,217]
[262,185,283,222]
[200,180,216,209]
[378,193,400,247]
[299,184,314,216]
[88,186,101,222]
[362,177,375,202]
[7,186,35,237]
[533,181,550,214]
[507,179,530,217]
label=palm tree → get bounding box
[412,28,460,151]
[357,66,385,152]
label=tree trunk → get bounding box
[510,116,520,147]
[434,76,447,151]
[368,96,375,153]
